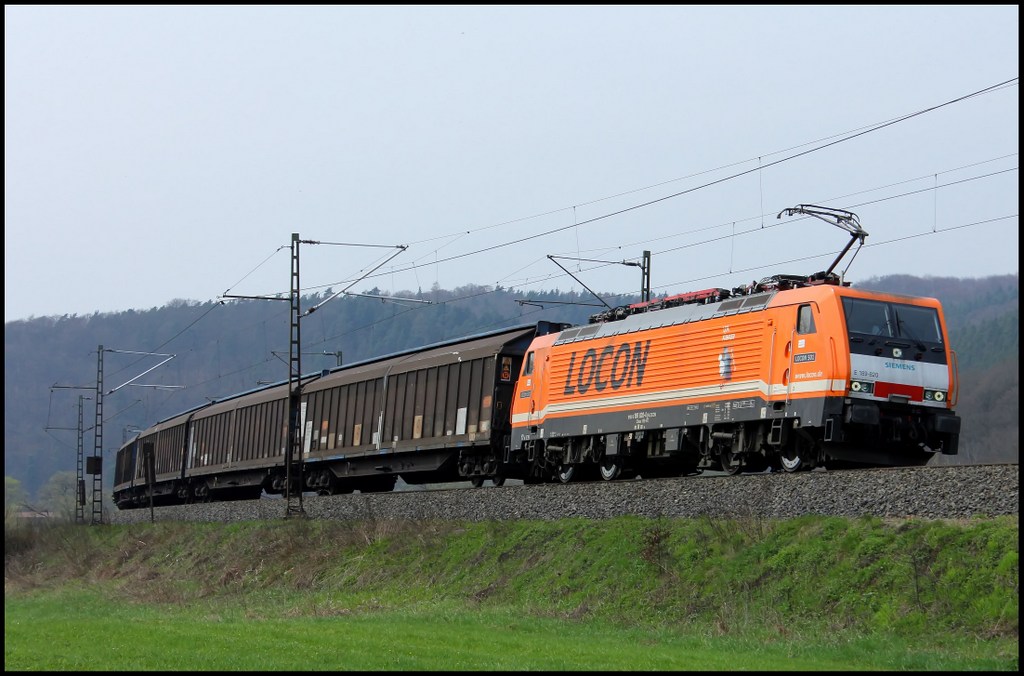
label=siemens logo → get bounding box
[884,362,916,371]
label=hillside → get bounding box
[4,275,1018,500]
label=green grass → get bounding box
[6,589,1016,671]
[4,514,1019,670]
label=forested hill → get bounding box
[4,275,1018,499]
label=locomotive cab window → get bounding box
[842,297,942,343]
[893,304,943,344]
[523,351,535,376]
[797,304,816,334]
[843,297,893,337]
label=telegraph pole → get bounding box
[76,395,89,524]
[48,386,93,524]
[90,345,104,525]
[225,234,307,517]
[285,233,304,518]
[54,346,180,525]
[88,346,104,524]
[222,233,411,518]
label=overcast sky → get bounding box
[5,5,1019,323]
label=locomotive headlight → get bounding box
[924,389,946,402]
[850,380,874,394]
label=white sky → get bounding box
[4,5,1019,323]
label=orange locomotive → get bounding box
[507,273,961,482]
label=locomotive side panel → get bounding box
[539,312,773,436]
[762,294,847,426]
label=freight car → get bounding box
[114,271,962,508]
[114,322,566,507]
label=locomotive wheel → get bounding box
[720,449,743,475]
[779,444,804,472]
[491,475,506,487]
[556,464,575,483]
[470,476,485,488]
[599,457,622,481]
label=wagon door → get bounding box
[491,353,522,436]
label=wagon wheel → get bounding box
[318,473,339,496]
[470,476,485,488]
[556,464,575,484]
[599,457,622,481]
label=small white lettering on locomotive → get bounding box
[628,410,657,429]
[793,370,823,380]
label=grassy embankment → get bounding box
[4,513,1019,670]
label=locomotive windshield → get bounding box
[841,297,943,344]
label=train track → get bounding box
[108,462,1018,525]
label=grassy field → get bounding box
[4,514,1019,670]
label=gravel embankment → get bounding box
[109,463,1018,524]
